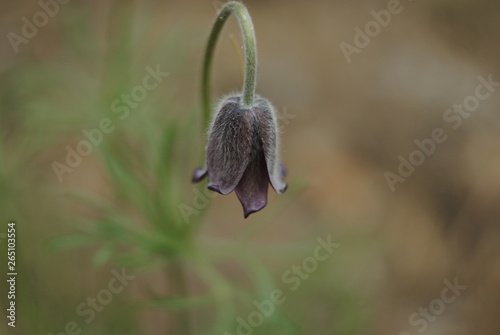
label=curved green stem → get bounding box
[201,1,257,126]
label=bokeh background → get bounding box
[1,0,500,334]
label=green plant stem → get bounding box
[201,1,257,127]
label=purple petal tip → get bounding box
[207,184,222,194]
[242,200,267,219]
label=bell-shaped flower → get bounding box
[192,95,287,218]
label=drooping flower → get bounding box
[192,95,287,218]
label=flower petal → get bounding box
[191,167,208,183]
[235,149,269,218]
[206,98,253,195]
[253,97,288,194]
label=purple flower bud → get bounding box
[192,95,287,218]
